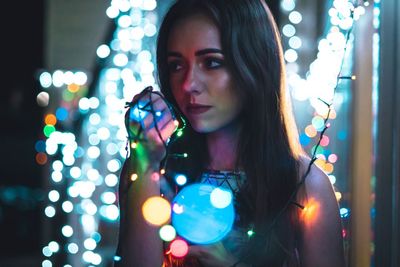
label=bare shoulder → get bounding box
[296,155,345,267]
[297,155,336,200]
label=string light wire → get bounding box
[124,85,187,173]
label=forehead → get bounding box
[167,13,221,51]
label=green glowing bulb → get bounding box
[177,130,183,137]
[44,125,56,137]
[247,229,255,237]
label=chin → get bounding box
[191,125,212,133]
[189,120,216,133]
[190,117,242,135]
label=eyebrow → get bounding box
[167,48,223,57]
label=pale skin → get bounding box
[117,13,345,267]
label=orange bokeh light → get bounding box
[142,196,171,226]
[44,114,57,126]
[305,125,317,138]
[301,198,320,226]
[36,152,48,165]
[329,109,337,119]
[68,83,80,93]
[314,158,326,170]
[324,163,334,174]
[321,109,337,120]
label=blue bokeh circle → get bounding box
[171,183,235,245]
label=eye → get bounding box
[168,61,183,72]
[204,57,224,69]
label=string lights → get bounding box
[36,0,373,266]
[280,0,371,247]
[37,0,163,266]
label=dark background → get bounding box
[0,0,45,260]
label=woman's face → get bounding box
[167,13,242,134]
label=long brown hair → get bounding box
[157,0,304,265]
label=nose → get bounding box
[181,65,201,94]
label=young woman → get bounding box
[116,0,345,266]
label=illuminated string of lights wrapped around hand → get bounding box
[124,85,187,171]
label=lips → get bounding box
[186,103,212,115]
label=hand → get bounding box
[125,88,177,163]
[186,242,239,267]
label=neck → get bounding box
[206,123,241,171]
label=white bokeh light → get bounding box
[210,188,233,209]
[105,174,119,187]
[282,24,296,37]
[39,72,52,88]
[62,201,74,213]
[289,11,302,24]
[62,225,74,237]
[97,44,111,58]
[48,190,60,202]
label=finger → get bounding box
[139,91,165,109]
[142,107,173,131]
[153,110,173,130]
[140,97,170,124]
[146,115,176,144]
[127,89,159,115]
[160,117,178,141]
[146,126,169,145]
[141,113,155,131]
[126,87,154,111]
[128,90,170,121]
[126,111,145,138]
[147,95,165,110]
[131,110,171,143]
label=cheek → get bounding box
[216,78,240,109]
[220,88,243,118]
[213,73,231,89]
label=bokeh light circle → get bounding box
[210,187,232,209]
[37,91,50,107]
[175,174,187,186]
[171,183,235,245]
[169,239,188,258]
[142,196,171,226]
[159,225,176,242]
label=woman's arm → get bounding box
[115,90,177,266]
[297,159,346,267]
[115,148,164,267]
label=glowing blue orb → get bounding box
[171,183,235,245]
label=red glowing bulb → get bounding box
[170,239,188,258]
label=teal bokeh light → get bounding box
[171,183,235,245]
